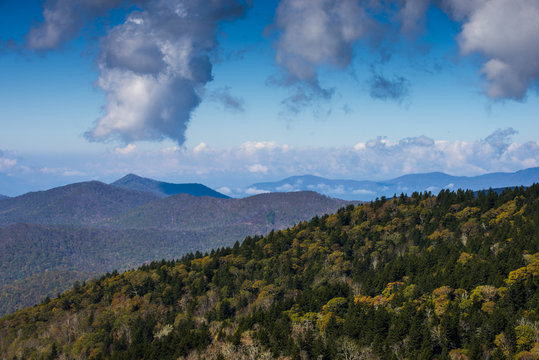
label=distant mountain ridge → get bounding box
[106,191,350,231]
[0,195,8,201]
[0,180,159,226]
[0,181,350,315]
[111,173,230,199]
[249,167,539,200]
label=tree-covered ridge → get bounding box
[1,185,538,359]
[0,190,349,316]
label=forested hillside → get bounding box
[0,190,349,316]
[0,181,159,226]
[1,185,537,359]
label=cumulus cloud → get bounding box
[0,151,18,172]
[397,0,431,37]
[442,0,539,100]
[26,0,126,50]
[270,0,432,107]
[247,163,269,174]
[26,0,250,145]
[273,0,369,84]
[272,0,539,103]
[40,167,86,177]
[352,189,375,195]
[245,187,270,195]
[114,143,137,155]
[91,129,537,187]
[87,0,250,144]
[1,130,536,196]
[216,186,232,195]
[277,183,297,192]
[271,0,372,107]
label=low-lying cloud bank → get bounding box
[1,129,537,197]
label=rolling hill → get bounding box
[249,167,539,200]
[0,186,351,315]
[0,180,159,226]
[106,191,351,231]
[111,173,230,199]
[1,185,537,359]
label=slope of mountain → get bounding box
[1,185,537,359]
[0,195,8,200]
[250,167,539,200]
[0,181,159,226]
[0,191,350,315]
[0,223,230,315]
[106,191,351,231]
[111,173,230,199]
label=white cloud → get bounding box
[239,141,281,155]
[272,0,539,103]
[0,150,21,174]
[217,186,232,195]
[193,142,209,154]
[443,0,539,100]
[114,143,136,155]
[248,164,269,174]
[0,157,17,171]
[274,0,370,84]
[352,189,375,195]
[26,0,250,145]
[276,183,296,191]
[39,167,86,177]
[245,187,270,195]
[1,130,537,196]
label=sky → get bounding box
[0,0,538,196]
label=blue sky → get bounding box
[0,0,538,196]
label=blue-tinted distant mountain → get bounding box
[0,195,8,201]
[249,167,539,200]
[111,173,230,199]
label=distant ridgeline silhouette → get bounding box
[249,167,539,200]
[111,173,230,199]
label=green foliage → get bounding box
[0,191,349,316]
[0,184,538,359]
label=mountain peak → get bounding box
[111,174,230,199]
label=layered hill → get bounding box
[250,167,539,200]
[107,191,349,231]
[0,181,159,226]
[1,185,537,359]
[111,173,230,199]
[0,185,350,315]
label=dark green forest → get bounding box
[1,185,538,359]
[0,188,348,316]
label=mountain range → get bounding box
[0,195,8,200]
[0,178,350,315]
[0,181,159,226]
[1,185,537,359]
[248,167,539,200]
[0,168,537,315]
